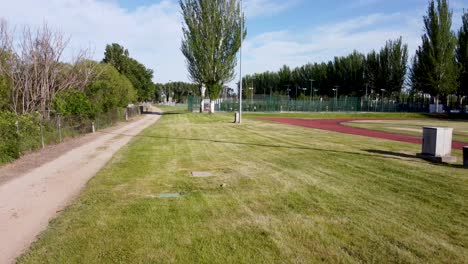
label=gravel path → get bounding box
[260,117,468,150]
[0,109,161,264]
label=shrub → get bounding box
[86,64,137,114]
[0,111,20,163]
[17,113,42,152]
[53,90,94,118]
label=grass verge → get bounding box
[18,112,468,263]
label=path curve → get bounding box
[0,108,161,264]
[259,118,467,150]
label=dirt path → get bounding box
[0,109,161,264]
[259,117,468,150]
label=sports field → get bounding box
[18,110,467,263]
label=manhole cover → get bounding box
[191,171,213,177]
[147,193,182,198]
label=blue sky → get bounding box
[1,0,466,85]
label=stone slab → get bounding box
[191,171,213,177]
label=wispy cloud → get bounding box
[242,12,424,78]
[244,0,299,18]
[0,0,184,83]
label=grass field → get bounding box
[19,111,468,263]
[344,119,468,143]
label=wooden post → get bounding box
[40,124,45,149]
[58,116,62,143]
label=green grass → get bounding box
[344,119,468,143]
[155,104,189,113]
[19,112,468,263]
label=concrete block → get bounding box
[234,112,240,123]
[421,127,453,157]
[418,127,456,163]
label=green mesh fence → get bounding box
[188,96,430,113]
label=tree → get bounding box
[180,0,246,113]
[456,10,468,106]
[0,20,94,118]
[102,43,155,101]
[86,63,137,114]
[53,90,93,118]
[366,38,408,95]
[411,0,458,107]
[102,43,129,74]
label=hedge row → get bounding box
[0,112,41,164]
[0,107,140,165]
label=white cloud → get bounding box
[0,0,465,88]
[243,0,299,18]
[0,0,185,83]
[240,7,464,82]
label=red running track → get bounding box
[260,118,468,150]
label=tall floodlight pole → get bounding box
[238,0,243,123]
[309,79,314,102]
[333,85,339,111]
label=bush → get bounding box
[0,112,44,164]
[0,112,20,163]
[17,113,42,152]
[53,90,94,118]
[86,63,137,114]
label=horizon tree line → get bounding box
[241,0,468,109]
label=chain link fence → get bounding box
[1,106,141,164]
[188,96,433,113]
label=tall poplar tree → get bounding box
[180,0,246,113]
[410,0,458,104]
[456,10,468,102]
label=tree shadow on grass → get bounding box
[364,149,465,169]
[102,132,434,164]
[143,111,187,116]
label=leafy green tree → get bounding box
[86,63,137,114]
[53,90,93,118]
[366,38,408,95]
[102,43,155,101]
[456,10,468,102]
[125,58,155,101]
[411,0,458,103]
[0,75,11,111]
[0,50,12,111]
[180,0,246,112]
[102,43,129,74]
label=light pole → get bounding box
[381,89,386,112]
[238,0,243,123]
[309,79,314,102]
[249,87,254,104]
[285,85,291,100]
[300,87,307,96]
[333,85,339,111]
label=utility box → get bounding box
[418,127,457,163]
[234,112,240,123]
